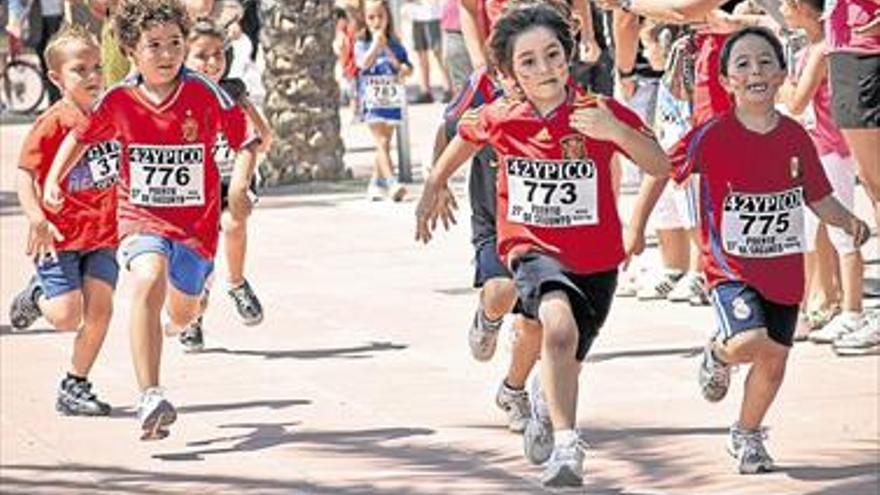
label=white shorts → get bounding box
[648,177,700,230]
[804,152,857,254]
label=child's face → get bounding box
[129,22,186,87]
[187,34,226,83]
[721,34,785,107]
[364,1,388,34]
[50,41,104,108]
[510,26,569,107]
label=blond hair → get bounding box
[44,23,99,72]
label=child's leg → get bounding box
[430,46,452,93]
[505,315,540,389]
[841,128,880,231]
[127,252,169,391]
[811,225,841,314]
[221,209,249,287]
[368,122,395,180]
[416,49,431,95]
[39,292,84,331]
[657,227,689,271]
[72,276,114,377]
[481,277,517,321]
[537,290,580,431]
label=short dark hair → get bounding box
[801,0,825,14]
[719,27,786,77]
[114,0,189,52]
[488,3,574,78]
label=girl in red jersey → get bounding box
[632,27,870,475]
[416,4,670,487]
[178,18,272,351]
[43,0,259,440]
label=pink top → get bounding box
[826,0,880,53]
[795,45,851,158]
[441,0,461,31]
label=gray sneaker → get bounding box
[179,316,205,353]
[138,388,177,441]
[728,425,774,474]
[541,436,586,487]
[56,377,112,416]
[699,340,731,402]
[468,304,500,362]
[228,279,263,326]
[523,373,554,465]
[495,381,530,433]
[9,276,43,330]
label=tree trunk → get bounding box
[260,0,345,184]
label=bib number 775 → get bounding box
[738,212,790,235]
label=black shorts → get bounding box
[511,252,618,361]
[220,177,259,212]
[710,282,799,347]
[829,52,880,129]
[473,240,511,288]
[412,20,442,51]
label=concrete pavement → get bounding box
[0,103,878,494]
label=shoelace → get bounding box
[68,381,97,401]
[739,428,770,460]
[230,285,258,312]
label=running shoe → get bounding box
[699,340,731,402]
[56,376,112,416]
[728,425,774,474]
[541,435,586,487]
[523,373,554,465]
[138,388,177,441]
[495,381,530,433]
[9,276,43,330]
[468,303,500,362]
[228,279,263,326]
[179,316,205,353]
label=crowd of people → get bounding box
[2,0,879,489]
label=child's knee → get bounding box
[44,296,84,331]
[482,278,516,313]
[721,329,777,363]
[222,213,247,236]
[539,291,578,354]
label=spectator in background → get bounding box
[30,0,65,104]
[407,0,452,103]
[441,0,472,92]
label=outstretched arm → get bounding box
[415,135,479,243]
[43,133,88,210]
[810,195,871,247]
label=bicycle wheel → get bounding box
[1,60,45,115]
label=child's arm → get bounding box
[571,99,671,177]
[16,168,64,260]
[810,195,872,247]
[459,0,489,70]
[240,98,273,154]
[780,43,827,116]
[227,142,260,221]
[356,34,389,71]
[625,175,670,263]
[43,133,89,210]
[415,135,479,243]
[572,0,601,64]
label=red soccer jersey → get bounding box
[670,112,833,305]
[76,69,251,259]
[19,100,120,252]
[459,85,652,274]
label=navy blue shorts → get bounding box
[511,252,618,361]
[473,240,511,288]
[710,282,799,347]
[118,234,214,297]
[36,248,119,299]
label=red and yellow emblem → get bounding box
[560,134,587,160]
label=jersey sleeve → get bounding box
[668,125,704,184]
[457,104,492,148]
[75,92,118,145]
[220,103,253,151]
[443,71,486,141]
[19,113,63,175]
[390,39,411,67]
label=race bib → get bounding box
[506,157,598,227]
[129,144,205,207]
[213,134,235,178]
[721,187,806,258]
[85,140,122,186]
[363,75,404,110]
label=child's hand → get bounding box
[848,216,871,247]
[570,99,625,143]
[256,133,273,155]
[580,38,602,65]
[399,65,413,80]
[374,31,388,46]
[622,222,646,270]
[42,181,64,212]
[27,218,64,264]
[415,181,455,244]
[227,183,253,221]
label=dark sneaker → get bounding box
[179,316,205,353]
[56,377,112,416]
[138,388,177,441]
[699,340,731,402]
[495,381,530,432]
[411,92,434,104]
[468,304,500,362]
[541,436,586,487]
[728,425,774,474]
[228,279,263,326]
[9,276,43,330]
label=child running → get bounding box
[356,0,413,201]
[8,24,119,417]
[179,17,272,351]
[631,27,870,474]
[416,4,670,487]
[43,0,259,440]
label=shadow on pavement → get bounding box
[110,398,310,419]
[0,324,59,336]
[587,345,703,363]
[198,341,407,361]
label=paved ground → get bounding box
[0,102,878,494]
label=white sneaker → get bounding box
[833,314,880,356]
[637,269,683,300]
[540,436,586,487]
[667,271,704,303]
[137,388,177,441]
[387,178,407,202]
[366,178,386,201]
[809,313,864,344]
[728,425,774,474]
[495,381,530,433]
[523,373,554,465]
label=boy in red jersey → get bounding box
[44,0,259,440]
[9,24,120,417]
[631,27,870,475]
[416,4,670,487]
